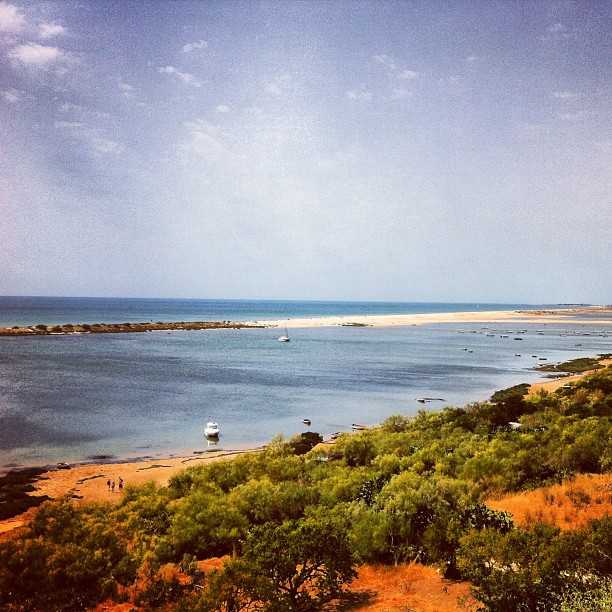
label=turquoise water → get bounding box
[0,298,609,472]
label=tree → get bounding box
[288,431,323,455]
[240,514,358,610]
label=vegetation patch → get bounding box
[535,356,605,373]
[0,468,50,521]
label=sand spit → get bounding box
[1,307,610,336]
[257,306,612,329]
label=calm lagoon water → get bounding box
[0,298,609,471]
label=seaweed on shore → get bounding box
[0,468,50,521]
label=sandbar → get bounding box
[258,306,612,329]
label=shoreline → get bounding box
[1,306,611,336]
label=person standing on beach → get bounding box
[107,479,111,491]
[118,477,123,492]
[111,481,115,493]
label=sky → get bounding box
[0,0,610,304]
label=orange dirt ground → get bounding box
[324,563,477,611]
[487,473,612,530]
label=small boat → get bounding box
[351,423,367,430]
[204,421,220,437]
[57,462,71,470]
[330,432,341,440]
[278,326,290,342]
[302,418,311,425]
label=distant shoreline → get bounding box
[1,306,611,336]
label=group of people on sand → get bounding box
[106,477,124,493]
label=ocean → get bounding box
[0,297,609,472]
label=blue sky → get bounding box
[1,1,610,304]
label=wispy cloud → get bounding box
[552,91,578,99]
[9,42,62,66]
[55,120,86,129]
[216,104,231,113]
[91,138,124,154]
[373,53,396,70]
[0,2,24,31]
[346,87,372,101]
[182,39,207,54]
[180,119,241,165]
[373,53,419,79]
[1,87,25,103]
[541,23,578,42]
[158,65,203,87]
[40,23,65,39]
[390,87,412,101]
[265,75,291,96]
[558,111,585,121]
[54,115,124,156]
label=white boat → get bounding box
[278,327,290,342]
[204,421,220,437]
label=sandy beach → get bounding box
[257,306,612,329]
[0,449,259,534]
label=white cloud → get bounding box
[92,138,123,154]
[466,55,479,63]
[9,42,61,66]
[266,83,282,95]
[541,23,578,41]
[55,120,86,129]
[1,87,24,102]
[552,91,578,99]
[158,65,203,87]
[346,88,372,101]
[59,102,83,113]
[182,39,207,53]
[390,87,412,101]
[179,119,241,165]
[40,23,65,39]
[399,69,419,79]
[265,75,291,97]
[216,104,230,113]
[373,53,396,70]
[0,2,23,31]
[558,111,585,121]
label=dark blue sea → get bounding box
[0,297,609,472]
